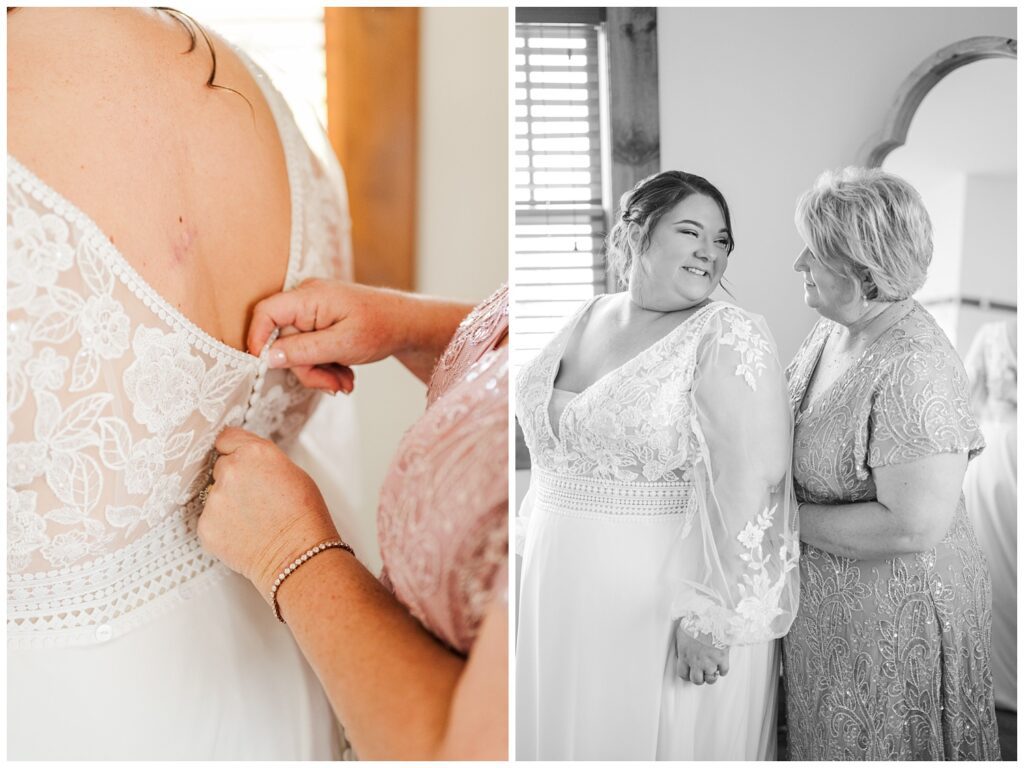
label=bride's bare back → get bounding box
[8,7,289,352]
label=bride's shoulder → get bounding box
[699,302,774,344]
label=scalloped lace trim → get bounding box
[8,500,230,649]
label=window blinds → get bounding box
[514,21,607,376]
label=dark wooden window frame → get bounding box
[325,8,419,290]
[514,7,661,470]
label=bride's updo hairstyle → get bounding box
[606,170,735,288]
[795,167,933,301]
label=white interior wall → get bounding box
[352,8,508,569]
[656,6,1016,363]
[957,174,1018,352]
[961,174,1017,305]
[924,175,968,301]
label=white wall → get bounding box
[657,6,1016,363]
[957,173,1018,352]
[961,174,1017,306]
[352,8,508,569]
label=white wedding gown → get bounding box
[515,299,799,760]
[963,320,1017,712]
[7,50,358,759]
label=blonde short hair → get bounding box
[794,167,933,301]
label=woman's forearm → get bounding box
[801,454,966,560]
[274,548,467,759]
[391,293,474,384]
[799,499,937,560]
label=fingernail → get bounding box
[269,348,287,368]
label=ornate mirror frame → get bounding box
[858,36,1017,168]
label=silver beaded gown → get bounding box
[782,301,1000,760]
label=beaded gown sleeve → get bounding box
[377,285,509,654]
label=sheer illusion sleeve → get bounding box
[866,332,985,471]
[671,306,799,647]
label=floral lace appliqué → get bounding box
[7,55,351,647]
[717,311,771,391]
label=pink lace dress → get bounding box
[377,286,509,654]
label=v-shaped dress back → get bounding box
[8,49,354,759]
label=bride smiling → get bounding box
[516,171,799,760]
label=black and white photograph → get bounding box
[513,6,1016,761]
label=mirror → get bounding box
[862,37,1016,355]
[865,39,1018,739]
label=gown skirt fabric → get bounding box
[962,319,1017,713]
[964,417,1017,711]
[516,476,778,760]
[8,570,338,759]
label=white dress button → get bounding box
[95,624,113,642]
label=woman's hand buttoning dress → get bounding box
[784,167,1000,760]
[199,281,509,760]
[516,171,799,761]
[7,8,354,759]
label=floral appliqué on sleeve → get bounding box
[718,312,772,391]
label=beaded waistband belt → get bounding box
[534,468,696,518]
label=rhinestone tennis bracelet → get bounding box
[270,538,354,623]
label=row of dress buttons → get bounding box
[90,583,196,643]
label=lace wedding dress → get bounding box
[7,51,355,759]
[515,298,799,760]
[964,320,1016,713]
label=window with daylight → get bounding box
[175,5,328,128]
[513,16,608,377]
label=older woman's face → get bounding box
[793,245,857,318]
[630,194,731,311]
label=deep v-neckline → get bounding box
[794,302,915,421]
[6,46,301,365]
[545,298,720,443]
